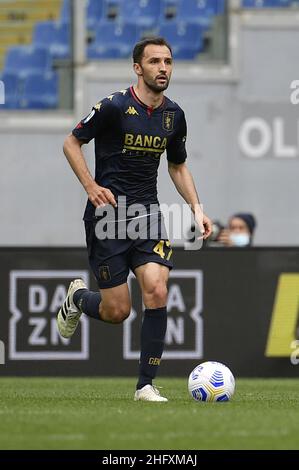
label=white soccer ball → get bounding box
[188,361,235,402]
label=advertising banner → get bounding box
[0,248,299,376]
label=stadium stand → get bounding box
[1,69,58,109]
[19,71,58,109]
[88,22,140,59]
[0,71,19,109]
[0,0,68,109]
[120,0,162,27]
[1,0,299,110]
[0,0,61,70]
[86,0,226,59]
[177,0,225,28]
[4,45,52,78]
[157,22,204,58]
[87,0,104,29]
[60,0,71,23]
[33,21,70,59]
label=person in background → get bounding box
[218,213,256,247]
[187,213,256,247]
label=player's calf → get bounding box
[72,282,131,324]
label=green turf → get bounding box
[0,377,298,450]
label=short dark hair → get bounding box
[132,37,172,64]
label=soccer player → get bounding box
[57,37,212,402]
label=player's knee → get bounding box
[154,285,168,306]
[110,308,130,324]
[144,282,168,307]
[101,302,131,324]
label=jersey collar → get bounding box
[130,86,165,116]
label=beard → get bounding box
[143,75,170,93]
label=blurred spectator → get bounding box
[187,213,257,247]
[217,213,256,247]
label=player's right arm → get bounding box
[63,134,116,207]
[64,100,117,208]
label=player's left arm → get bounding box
[168,161,212,239]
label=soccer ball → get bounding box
[188,361,235,402]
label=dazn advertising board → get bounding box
[0,247,298,376]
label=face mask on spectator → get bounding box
[230,233,250,247]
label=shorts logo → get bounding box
[123,270,203,359]
[162,111,175,131]
[9,270,89,360]
[99,265,111,281]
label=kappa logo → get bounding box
[9,270,90,360]
[125,106,139,116]
[123,270,203,359]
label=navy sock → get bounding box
[73,289,101,320]
[137,306,167,390]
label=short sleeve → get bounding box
[166,111,187,164]
[72,99,114,143]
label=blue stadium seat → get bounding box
[87,0,104,29]
[178,0,225,16]
[33,21,71,59]
[19,72,58,109]
[103,0,122,20]
[4,46,52,78]
[177,0,225,28]
[0,72,20,109]
[158,22,203,57]
[172,46,200,59]
[60,0,71,22]
[88,21,139,58]
[161,0,179,21]
[120,0,162,27]
[216,0,226,13]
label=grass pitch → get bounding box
[0,377,298,450]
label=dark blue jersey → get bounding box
[72,86,187,220]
